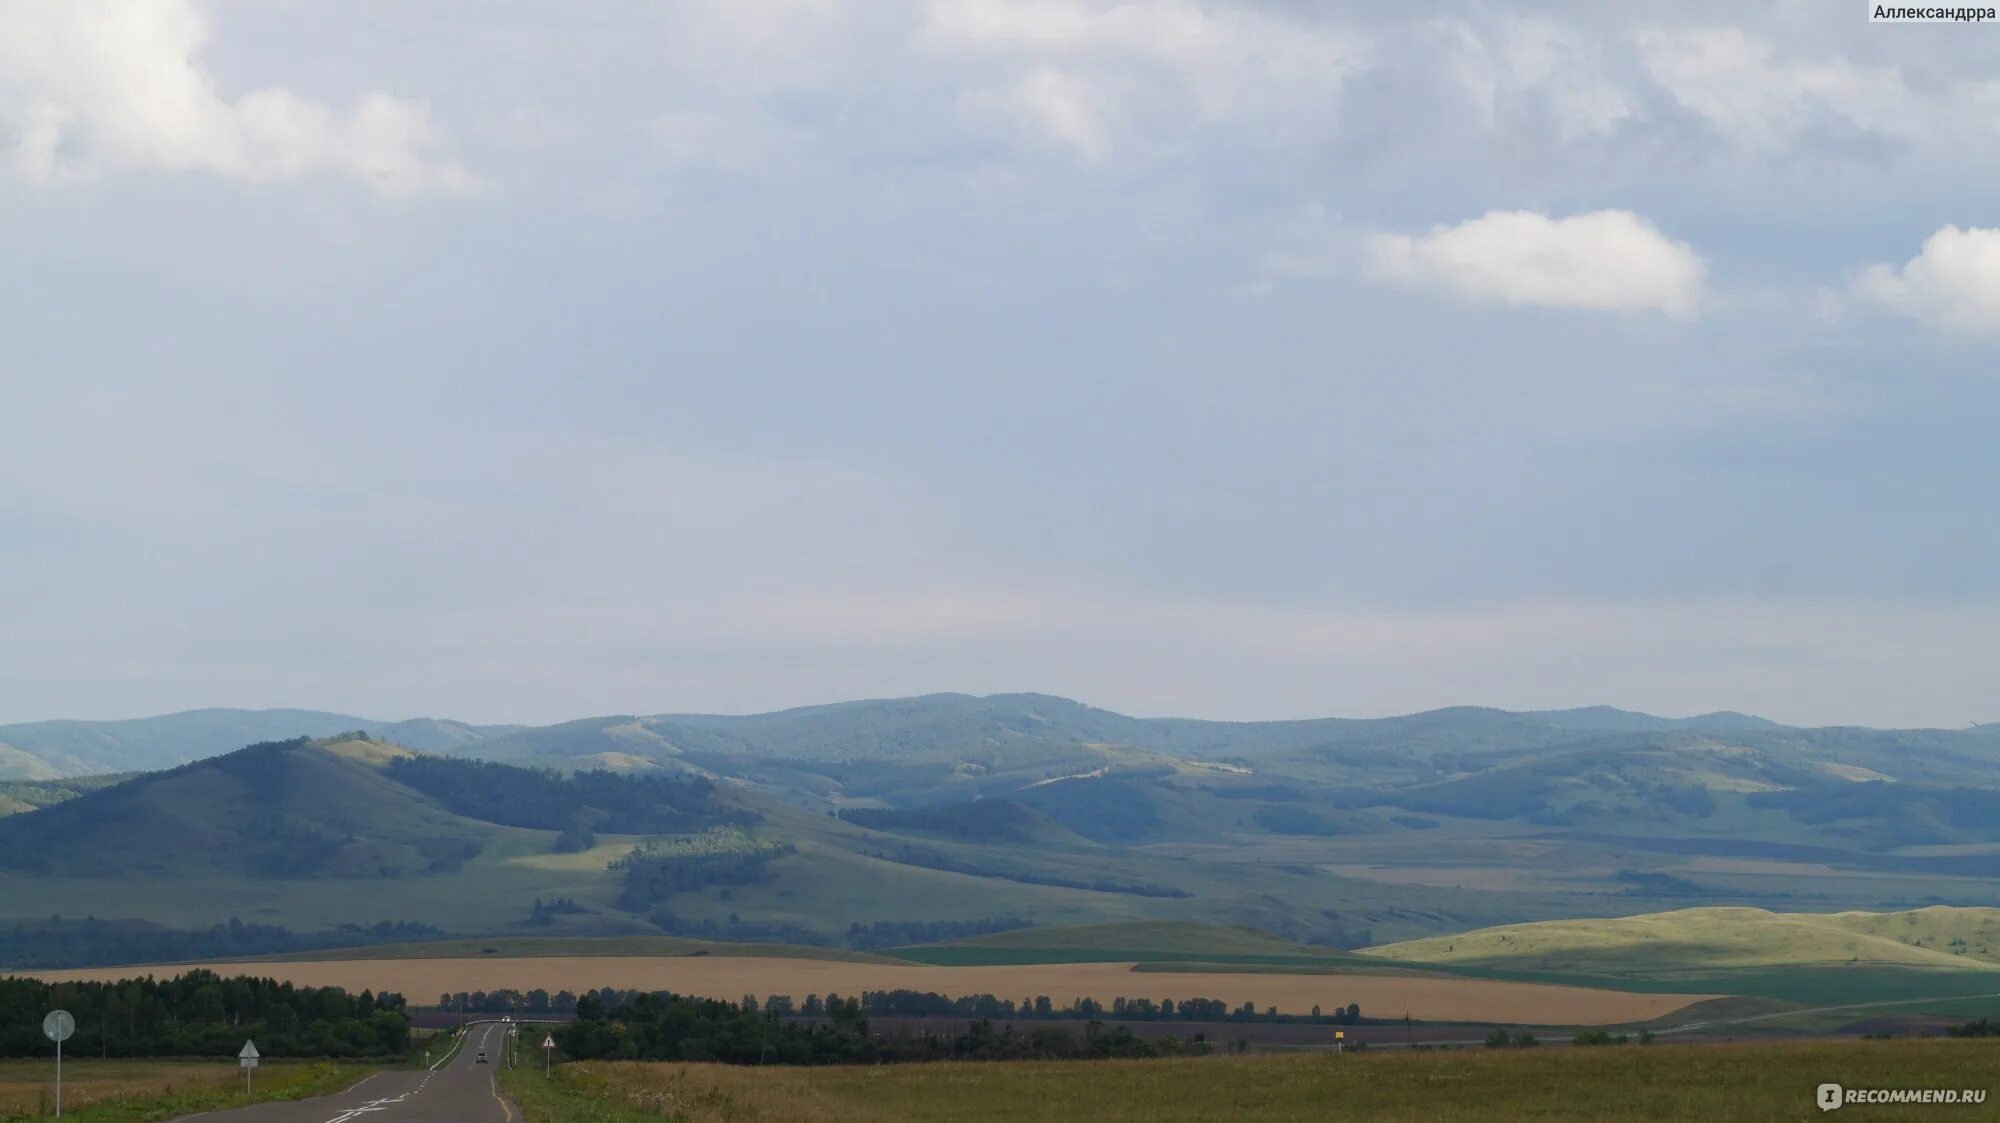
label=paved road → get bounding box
[178,1022,516,1123]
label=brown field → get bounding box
[26,958,1716,1026]
[0,1059,237,1116]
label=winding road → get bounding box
[176,1022,517,1123]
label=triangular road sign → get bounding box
[542,1036,556,1049]
[239,1041,260,1060]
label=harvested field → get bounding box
[0,1059,237,1117]
[27,958,1717,1026]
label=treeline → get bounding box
[526,898,590,926]
[557,991,1208,1065]
[0,970,408,1058]
[613,839,796,911]
[438,989,581,1014]
[844,917,1031,950]
[438,986,1362,1027]
[774,989,1363,1025]
[385,757,756,837]
[0,917,444,970]
[647,913,823,946]
[863,844,1192,899]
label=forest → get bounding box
[385,756,756,835]
[555,991,1208,1065]
[0,970,409,1058]
[438,986,1363,1026]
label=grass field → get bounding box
[1364,906,2000,976]
[894,921,1394,969]
[25,957,1714,1025]
[0,1060,366,1123]
[501,1038,1998,1122]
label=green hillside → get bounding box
[0,774,133,818]
[896,921,1387,967]
[1362,906,2000,977]
[0,737,495,877]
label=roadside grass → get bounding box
[500,1064,665,1123]
[0,1060,369,1123]
[504,1039,1998,1123]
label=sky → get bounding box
[2,0,1997,729]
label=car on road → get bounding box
[477,1050,488,1064]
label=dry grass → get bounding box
[31,958,1709,1025]
[1366,905,2000,975]
[514,1039,1999,1123]
[0,1060,239,1116]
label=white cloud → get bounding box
[923,0,1371,160]
[1854,225,2000,334]
[0,0,470,195]
[1366,209,1705,318]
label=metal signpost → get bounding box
[542,1035,555,1076]
[1333,1029,1344,1055]
[43,1010,74,1117]
[239,1041,260,1094]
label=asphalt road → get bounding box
[177,1022,517,1123]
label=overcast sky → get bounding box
[3,1,1997,728]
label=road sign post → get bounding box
[43,1010,74,1117]
[542,1035,555,1076]
[239,1041,260,1094]
[1334,1030,1344,1055]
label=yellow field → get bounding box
[0,1059,237,1116]
[1365,905,2000,974]
[27,957,1712,1025]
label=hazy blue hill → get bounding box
[472,696,1590,770]
[0,708,377,777]
[1525,706,1781,733]
[0,708,512,778]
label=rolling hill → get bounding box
[0,708,515,779]
[8,695,2000,977]
[0,736,494,877]
[1361,906,2000,977]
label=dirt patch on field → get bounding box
[28,958,1718,1026]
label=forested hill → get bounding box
[0,736,756,878]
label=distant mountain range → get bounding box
[0,708,514,779]
[5,694,2000,968]
[0,694,1798,781]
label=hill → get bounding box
[0,708,514,779]
[897,921,1389,967]
[1361,906,2000,977]
[11,695,2000,980]
[0,737,498,878]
